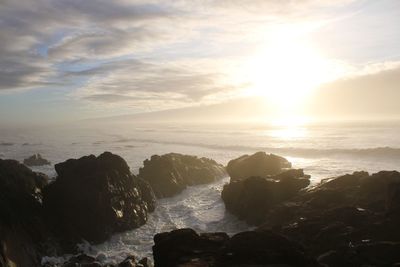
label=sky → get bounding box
[0,0,399,125]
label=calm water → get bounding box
[1,121,400,264]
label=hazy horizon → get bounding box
[1,0,400,126]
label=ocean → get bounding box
[1,120,400,264]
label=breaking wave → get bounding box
[113,138,400,159]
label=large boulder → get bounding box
[0,159,51,266]
[138,153,226,198]
[227,151,292,181]
[23,153,51,166]
[152,228,319,267]
[43,152,156,244]
[222,169,310,224]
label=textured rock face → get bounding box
[23,153,51,166]
[45,253,153,267]
[43,152,156,244]
[152,228,319,267]
[255,171,400,267]
[226,152,292,181]
[222,169,310,224]
[0,159,50,267]
[138,153,226,198]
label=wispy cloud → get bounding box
[1,0,398,117]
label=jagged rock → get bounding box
[317,241,400,267]
[137,178,156,212]
[138,257,152,267]
[23,154,51,166]
[43,152,156,245]
[0,159,51,266]
[255,171,400,266]
[386,182,400,219]
[118,255,136,267]
[152,228,319,267]
[226,151,292,181]
[222,170,310,224]
[61,254,101,267]
[51,253,151,267]
[138,153,226,198]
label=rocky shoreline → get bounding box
[1,151,400,266]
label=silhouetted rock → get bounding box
[43,152,156,245]
[45,253,153,267]
[0,159,52,266]
[254,171,400,266]
[227,151,292,181]
[23,153,51,166]
[138,153,226,198]
[152,228,319,267]
[386,182,400,219]
[222,170,310,224]
[317,241,400,267]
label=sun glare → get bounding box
[240,38,342,115]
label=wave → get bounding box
[0,142,14,146]
[113,138,400,159]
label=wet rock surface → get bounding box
[43,152,156,245]
[222,152,400,266]
[226,152,292,182]
[23,154,51,166]
[43,253,153,267]
[222,169,310,224]
[152,228,319,267]
[3,150,400,267]
[0,159,54,266]
[253,171,400,267]
[138,153,226,198]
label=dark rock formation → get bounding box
[152,228,319,267]
[222,169,310,224]
[138,153,226,198]
[255,171,400,267]
[45,253,153,267]
[227,151,292,181]
[23,154,51,166]
[43,152,156,245]
[0,159,52,266]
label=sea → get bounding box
[1,120,400,264]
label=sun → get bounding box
[240,39,338,113]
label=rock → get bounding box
[0,159,51,266]
[220,230,320,267]
[118,255,136,267]
[46,253,151,267]
[152,228,319,267]
[43,152,156,244]
[137,178,156,212]
[226,152,292,181]
[317,242,400,267]
[222,173,310,225]
[250,171,400,267]
[62,254,100,267]
[138,153,226,198]
[386,182,400,219]
[23,153,51,166]
[138,258,152,267]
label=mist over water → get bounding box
[2,120,400,263]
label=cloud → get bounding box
[72,58,240,109]
[1,0,397,118]
[0,0,173,90]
